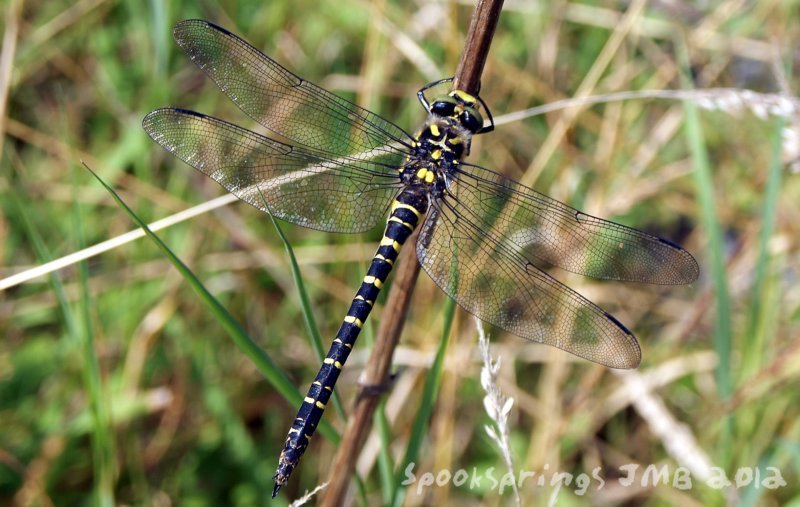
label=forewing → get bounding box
[143,108,402,233]
[416,200,641,369]
[172,19,415,158]
[453,163,699,285]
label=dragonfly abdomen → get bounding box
[272,187,429,496]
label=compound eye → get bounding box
[431,100,456,117]
[460,110,483,133]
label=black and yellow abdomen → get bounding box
[273,187,429,495]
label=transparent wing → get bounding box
[172,19,415,158]
[451,163,699,285]
[143,108,403,233]
[416,200,641,369]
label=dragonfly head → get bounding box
[430,90,484,134]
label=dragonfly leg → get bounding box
[417,77,455,112]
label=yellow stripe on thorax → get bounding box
[450,89,477,105]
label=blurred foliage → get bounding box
[1,0,800,505]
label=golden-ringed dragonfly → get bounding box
[143,19,699,497]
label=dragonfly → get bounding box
[143,19,699,496]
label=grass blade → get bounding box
[679,41,733,466]
[682,89,733,399]
[84,164,339,443]
[376,399,395,504]
[742,118,785,376]
[390,296,456,507]
[72,172,116,507]
[10,182,116,507]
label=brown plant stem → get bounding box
[320,1,504,504]
[453,0,505,95]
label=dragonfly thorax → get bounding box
[403,117,471,191]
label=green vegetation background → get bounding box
[1,0,799,505]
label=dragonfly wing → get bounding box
[416,200,641,369]
[452,163,699,285]
[172,19,415,158]
[143,108,402,233]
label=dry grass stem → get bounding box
[289,482,328,507]
[614,370,716,483]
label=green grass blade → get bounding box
[376,399,396,504]
[353,472,369,507]
[10,184,117,507]
[84,165,339,443]
[390,296,456,507]
[678,41,733,467]
[683,97,733,399]
[147,0,170,75]
[742,118,785,376]
[72,172,116,507]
